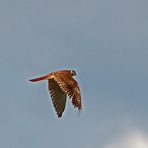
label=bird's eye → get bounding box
[71,70,76,76]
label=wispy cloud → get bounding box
[104,129,148,148]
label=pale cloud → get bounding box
[104,130,148,148]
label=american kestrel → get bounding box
[29,70,82,118]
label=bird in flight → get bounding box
[29,70,82,118]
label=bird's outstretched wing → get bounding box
[53,74,82,111]
[29,73,51,82]
[48,78,67,118]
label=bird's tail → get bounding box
[29,74,50,82]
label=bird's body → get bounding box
[29,70,82,118]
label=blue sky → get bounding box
[0,0,148,148]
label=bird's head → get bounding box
[70,70,76,76]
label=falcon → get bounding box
[29,70,82,118]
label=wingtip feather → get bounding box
[29,75,49,82]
